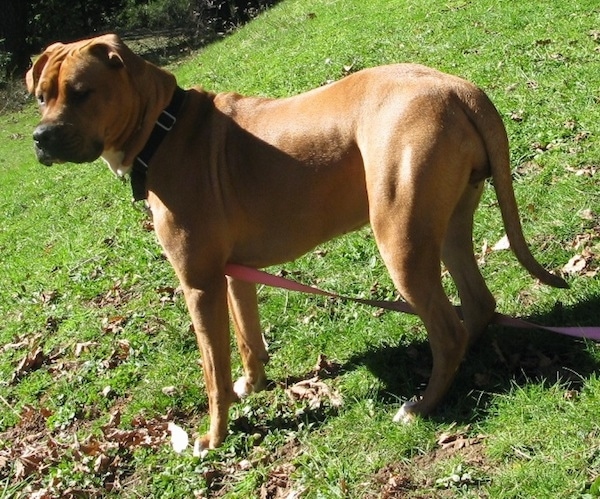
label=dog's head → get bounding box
[26,34,141,166]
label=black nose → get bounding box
[33,123,56,148]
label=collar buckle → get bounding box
[157,109,177,131]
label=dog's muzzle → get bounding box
[32,123,103,166]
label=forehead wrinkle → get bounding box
[36,43,68,86]
[38,56,65,98]
[55,52,88,89]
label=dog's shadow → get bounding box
[347,294,600,423]
[230,296,600,437]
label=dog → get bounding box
[26,33,567,450]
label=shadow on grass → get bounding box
[228,296,600,436]
[118,0,283,68]
[119,29,206,67]
[348,294,600,424]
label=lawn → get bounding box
[1,0,600,497]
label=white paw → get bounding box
[234,376,253,399]
[192,438,209,459]
[392,401,418,424]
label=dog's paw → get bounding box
[234,375,268,399]
[392,401,419,424]
[193,437,210,459]
[234,376,254,399]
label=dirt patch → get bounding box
[368,428,492,498]
[257,438,306,499]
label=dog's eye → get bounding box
[67,86,92,104]
[36,94,45,107]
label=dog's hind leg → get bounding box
[227,278,270,398]
[377,235,468,422]
[367,156,470,423]
[371,212,469,422]
[442,181,496,346]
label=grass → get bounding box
[1,0,600,496]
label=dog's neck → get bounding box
[101,86,187,201]
[102,149,129,176]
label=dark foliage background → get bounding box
[0,0,276,83]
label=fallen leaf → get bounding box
[102,339,132,369]
[94,454,113,473]
[437,428,484,451]
[77,437,104,457]
[342,63,355,75]
[286,376,343,410]
[168,422,189,453]
[515,161,542,176]
[92,282,134,308]
[101,315,128,334]
[313,354,341,378]
[38,290,59,305]
[510,110,524,122]
[2,339,29,352]
[477,240,491,265]
[157,286,180,304]
[562,254,588,274]
[44,316,59,333]
[566,164,597,177]
[28,488,53,499]
[260,463,299,499]
[142,219,154,231]
[11,348,47,383]
[238,459,252,471]
[102,414,169,451]
[302,313,317,325]
[570,232,597,250]
[1,401,178,497]
[564,389,579,401]
[74,341,98,357]
[492,234,510,251]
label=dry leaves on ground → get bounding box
[0,405,176,497]
[285,355,343,410]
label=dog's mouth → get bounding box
[33,123,103,166]
[34,146,63,166]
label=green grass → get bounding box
[1,0,600,496]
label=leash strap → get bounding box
[132,87,187,201]
[225,263,600,341]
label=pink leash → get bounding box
[225,263,600,342]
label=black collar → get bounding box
[131,86,187,201]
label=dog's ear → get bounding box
[25,54,46,94]
[26,42,67,94]
[88,40,125,69]
[25,41,65,94]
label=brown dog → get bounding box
[26,34,567,449]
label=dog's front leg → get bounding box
[181,276,236,449]
[227,278,269,398]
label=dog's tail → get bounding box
[467,88,568,289]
